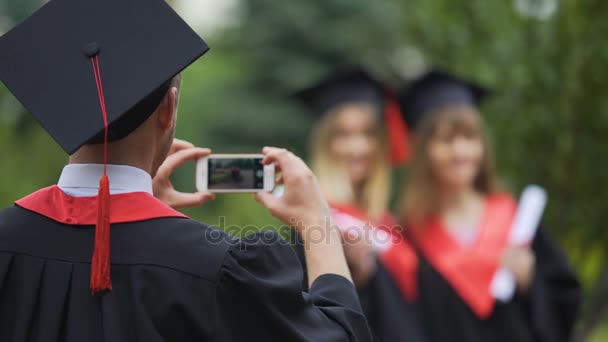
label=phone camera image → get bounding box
[208,158,265,190]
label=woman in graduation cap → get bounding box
[294,66,427,342]
[386,70,582,342]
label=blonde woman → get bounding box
[389,70,581,342]
[295,66,426,342]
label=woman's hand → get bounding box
[153,139,215,209]
[342,225,377,288]
[502,246,536,294]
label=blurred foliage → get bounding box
[1,0,607,338]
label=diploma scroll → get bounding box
[491,185,547,302]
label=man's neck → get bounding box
[69,143,155,175]
[58,164,154,196]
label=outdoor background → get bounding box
[0,0,606,340]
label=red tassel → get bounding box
[89,55,112,295]
[385,89,411,166]
[90,174,112,294]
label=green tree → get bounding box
[220,0,608,337]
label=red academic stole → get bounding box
[15,185,188,225]
[378,194,517,317]
[330,204,397,228]
[411,194,517,319]
[378,230,419,302]
[330,204,420,302]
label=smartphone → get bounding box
[196,154,275,193]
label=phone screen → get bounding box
[208,157,265,190]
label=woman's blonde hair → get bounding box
[401,104,499,225]
[311,104,391,221]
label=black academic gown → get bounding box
[292,207,427,342]
[415,228,581,342]
[358,194,581,342]
[0,187,373,342]
[357,229,580,342]
[358,262,427,342]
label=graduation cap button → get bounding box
[82,42,101,58]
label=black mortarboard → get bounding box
[399,70,489,130]
[294,66,384,115]
[295,66,411,165]
[0,0,209,154]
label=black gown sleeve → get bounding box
[214,231,374,342]
[527,228,582,342]
[291,229,310,291]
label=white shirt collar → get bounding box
[58,164,153,197]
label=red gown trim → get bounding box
[330,204,370,222]
[411,194,517,319]
[329,203,397,227]
[331,203,419,302]
[15,185,188,225]
[379,237,419,301]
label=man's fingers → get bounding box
[262,146,275,154]
[262,147,315,188]
[157,147,210,179]
[261,147,287,165]
[262,147,302,177]
[169,139,195,155]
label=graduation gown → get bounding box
[378,194,581,342]
[335,206,425,342]
[357,261,426,342]
[0,186,374,342]
[294,204,427,342]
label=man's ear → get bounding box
[158,87,178,133]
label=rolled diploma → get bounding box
[491,185,547,302]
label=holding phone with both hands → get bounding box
[196,154,275,193]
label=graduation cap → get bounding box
[295,66,384,115]
[399,70,490,131]
[294,66,411,165]
[0,0,209,294]
[0,0,208,154]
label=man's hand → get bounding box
[254,147,331,231]
[254,147,353,286]
[153,139,215,210]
